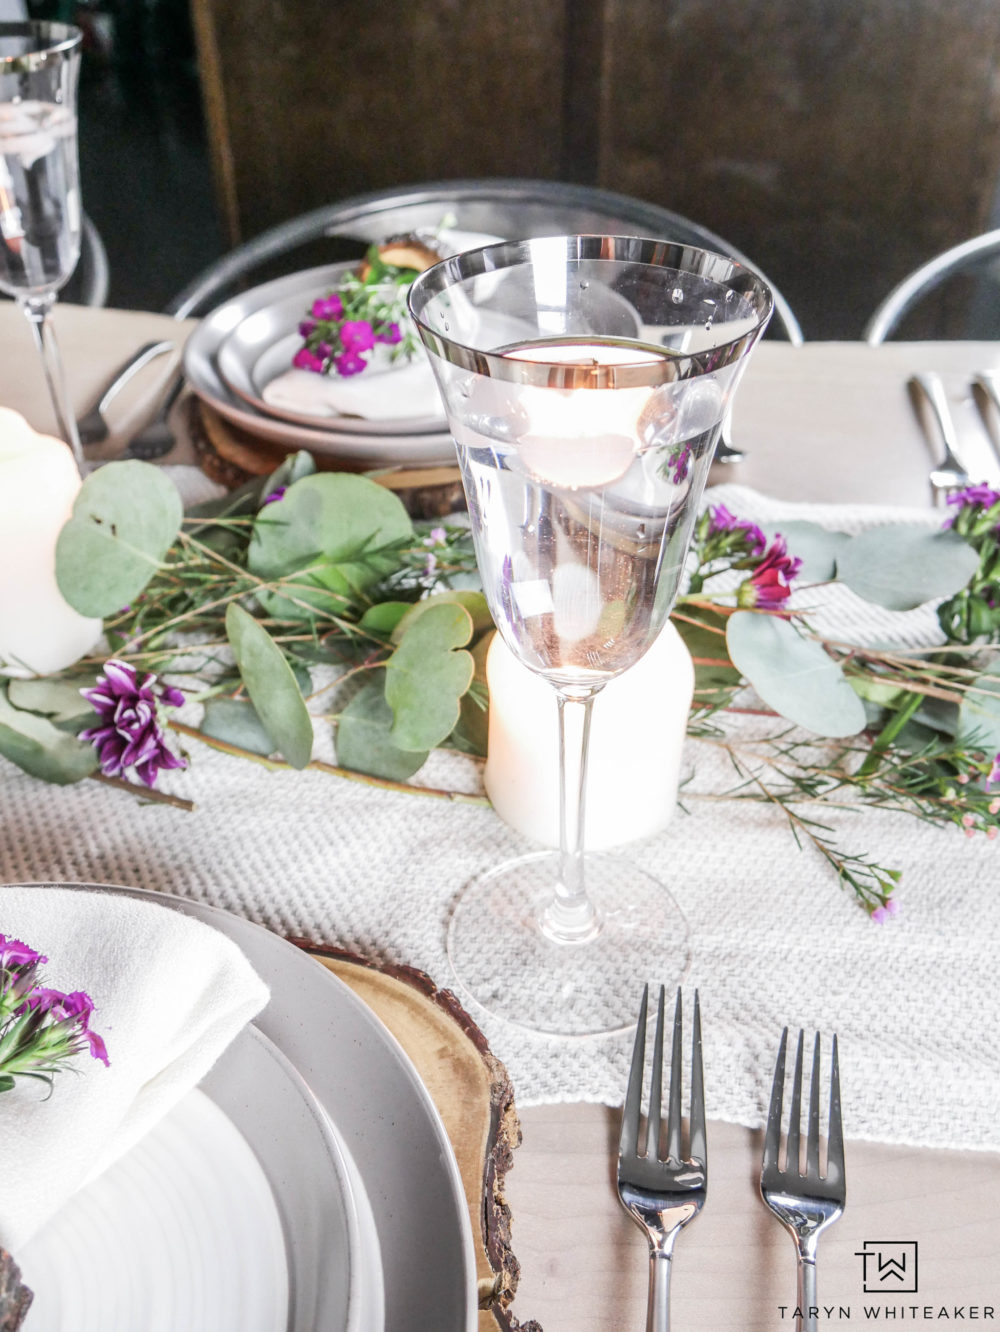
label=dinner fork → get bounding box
[760,1029,845,1332]
[909,372,971,500]
[617,986,706,1332]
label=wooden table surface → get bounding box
[3,302,1000,1329]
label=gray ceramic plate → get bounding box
[183,263,459,467]
[14,883,478,1332]
[215,288,448,436]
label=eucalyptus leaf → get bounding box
[262,450,316,497]
[391,590,493,644]
[247,474,413,619]
[673,605,741,701]
[726,611,867,737]
[7,678,94,724]
[958,662,1000,753]
[385,603,474,751]
[225,604,314,768]
[761,521,851,583]
[835,526,980,611]
[358,602,412,636]
[55,461,183,617]
[451,631,493,757]
[0,689,97,784]
[336,674,429,780]
[200,697,275,757]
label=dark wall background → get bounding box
[24,1,1000,336]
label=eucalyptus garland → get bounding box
[1,453,998,920]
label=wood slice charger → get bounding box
[290,943,542,1332]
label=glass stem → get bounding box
[22,293,84,474]
[539,688,602,945]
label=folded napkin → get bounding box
[0,885,269,1254]
[263,356,445,422]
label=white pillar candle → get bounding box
[484,620,695,850]
[0,408,102,675]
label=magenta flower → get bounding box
[339,319,376,353]
[262,485,287,506]
[293,346,326,374]
[668,444,692,484]
[377,322,403,345]
[708,503,767,555]
[988,753,1000,787]
[335,350,367,377]
[948,484,1000,511]
[737,532,802,610]
[297,319,316,338]
[0,942,110,1089]
[310,293,344,321]
[80,659,186,789]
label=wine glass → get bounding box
[0,22,84,470]
[409,235,772,1036]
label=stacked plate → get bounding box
[14,883,478,1332]
[184,231,500,471]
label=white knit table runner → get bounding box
[1,483,996,1152]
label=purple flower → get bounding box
[871,897,900,924]
[339,319,376,353]
[669,444,692,484]
[334,350,368,377]
[0,936,46,972]
[80,659,186,789]
[708,503,767,555]
[310,293,344,321]
[293,347,326,374]
[948,484,1000,511]
[297,319,317,338]
[262,485,287,507]
[988,753,1000,787]
[738,533,802,610]
[377,322,403,345]
[16,987,110,1068]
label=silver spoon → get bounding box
[75,339,174,447]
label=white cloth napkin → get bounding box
[0,884,269,1254]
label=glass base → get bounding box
[446,850,691,1037]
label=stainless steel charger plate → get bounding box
[183,263,458,467]
[15,882,478,1332]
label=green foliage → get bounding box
[336,674,430,780]
[726,611,867,738]
[225,604,314,769]
[247,473,414,619]
[0,688,97,785]
[55,461,183,617]
[835,525,980,611]
[385,602,475,751]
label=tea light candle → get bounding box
[0,408,102,675]
[484,620,695,850]
[505,342,664,489]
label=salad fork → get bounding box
[760,1029,845,1332]
[617,986,706,1332]
[909,372,971,499]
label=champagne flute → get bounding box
[0,22,84,470]
[409,235,772,1036]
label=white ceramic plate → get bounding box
[12,884,478,1332]
[20,1023,381,1332]
[183,263,459,468]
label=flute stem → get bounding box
[22,292,84,473]
[539,688,602,945]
